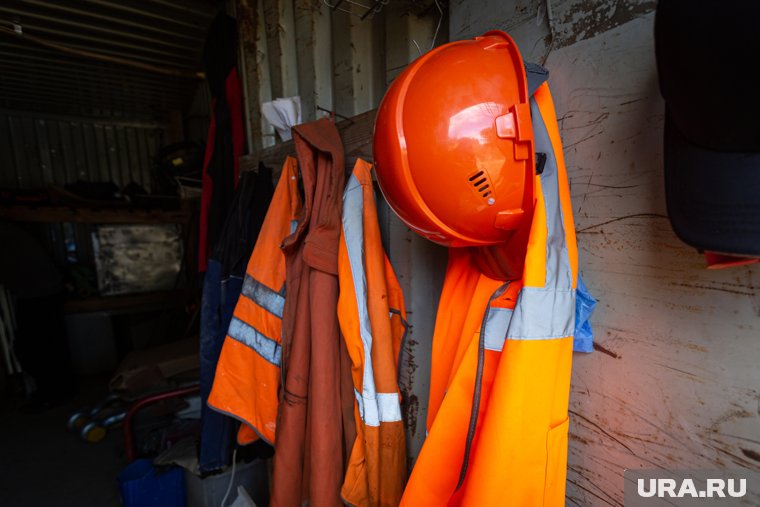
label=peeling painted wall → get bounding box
[549,0,656,47]
[451,3,760,505]
[450,0,656,60]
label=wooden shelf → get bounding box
[64,289,190,314]
[0,205,192,225]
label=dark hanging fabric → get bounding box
[199,12,245,272]
[199,167,275,473]
[212,163,275,279]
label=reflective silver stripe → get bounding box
[343,172,384,419]
[290,219,298,234]
[343,174,401,426]
[507,97,576,340]
[507,288,575,339]
[354,388,402,427]
[531,97,573,291]
[483,306,512,352]
[343,171,404,426]
[227,317,281,366]
[241,275,285,318]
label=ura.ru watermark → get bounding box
[637,478,745,498]
[624,469,759,506]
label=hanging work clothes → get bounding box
[208,157,301,446]
[211,163,275,280]
[401,82,577,506]
[271,119,355,507]
[338,159,408,507]
[199,167,274,472]
[198,12,245,272]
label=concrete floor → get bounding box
[0,379,123,507]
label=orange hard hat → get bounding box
[373,30,535,247]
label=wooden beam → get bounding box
[239,108,376,173]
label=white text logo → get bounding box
[637,478,746,498]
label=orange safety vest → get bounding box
[338,159,408,507]
[401,82,577,506]
[208,156,301,445]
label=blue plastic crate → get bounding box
[118,458,187,507]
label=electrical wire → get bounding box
[430,0,443,50]
[412,0,443,57]
[412,39,423,57]
[220,447,239,507]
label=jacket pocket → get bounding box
[544,416,570,506]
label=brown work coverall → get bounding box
[271,119,356,506]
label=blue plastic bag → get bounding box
[118,459,186,507]
[573,275,597,353]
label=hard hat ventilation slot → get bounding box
[467,170,493,199]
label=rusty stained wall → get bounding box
[235,0,446,465]
[234,0,445,150]
[451,1,760,505]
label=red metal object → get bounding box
[123,384,200,462]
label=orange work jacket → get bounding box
[338,159,408,507]
[401,82,578,506]
[208,156,301,445]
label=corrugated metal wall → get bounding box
[236,0,446,152]
[0,0,216,119]
[0,110,165,191]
